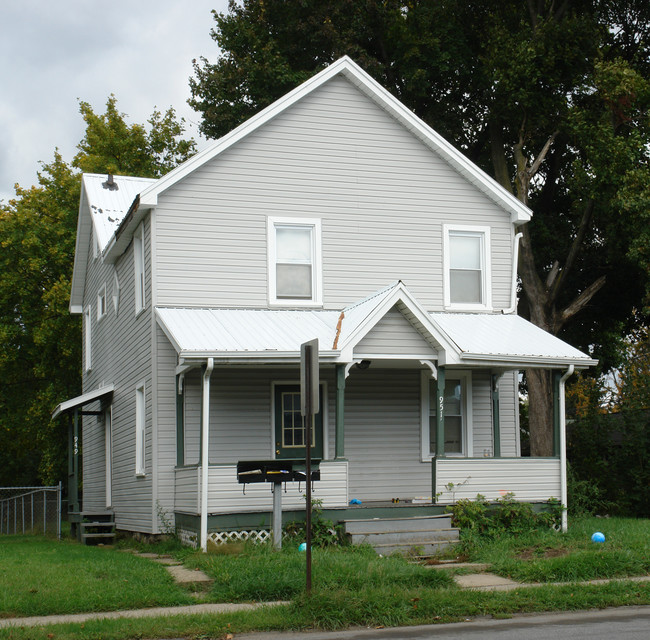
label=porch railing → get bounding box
[0,483,62,538]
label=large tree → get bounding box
[190,0,650,454]
[0,98,195,486]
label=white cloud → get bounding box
[0,0,228,202]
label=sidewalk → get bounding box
[0,601,288,629]
[2,574,649,629]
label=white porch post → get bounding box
[559,365,574,532]
[200,358,214,552]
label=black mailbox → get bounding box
[237,459,320,484]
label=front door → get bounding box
[274,385,323,459]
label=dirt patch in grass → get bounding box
[517,546,571,561]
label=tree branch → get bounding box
[556,275,607,331]
[549,198,594,303]
[528,130,558,177]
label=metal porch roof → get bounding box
[430,313,597,368]
[156,288,596,370]
[52,384,114,419]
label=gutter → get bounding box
[559,365,574,532]
[200,357,214,552]
[503,232,523,314]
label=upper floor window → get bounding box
[133,223,145,314]
[268,217,322,305]
[97,284,107,320]
[443,225,491,310]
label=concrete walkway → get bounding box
[0,602,288,629]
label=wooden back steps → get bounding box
[68,511,115,545]
[342,514,459,556]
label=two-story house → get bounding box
[53,57,595,550]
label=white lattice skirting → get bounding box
[178,528,271,548]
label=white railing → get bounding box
[434,457,561,504]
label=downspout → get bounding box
[503,232,523,314]
[559,365,574,532]
[200,357,214,552]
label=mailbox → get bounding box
[236,459,320,484]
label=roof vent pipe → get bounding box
[102,174,119,191]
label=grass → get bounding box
[459,516,650,583]
[0,517,649,639]
[0,536,194,618]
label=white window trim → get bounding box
[135,383,146,476]
[84,306,92,372]
[267,216,323,307]
[97,284,107,321]
[105,405,113,508]
[270,380,329,460]
[421,370,473,461]
[443,225,492,311]
[134,223,145,315]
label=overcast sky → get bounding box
[0,0,230,203]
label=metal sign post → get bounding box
[300,338,319,595]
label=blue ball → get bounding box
[298,542,307,552]
[591,532,605,543]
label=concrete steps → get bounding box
[342,514,459,556]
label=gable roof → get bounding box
[156,283,595,370]
[70,174,156,312]
[102,56,532,262]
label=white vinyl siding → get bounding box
[135,384,146,475]
[268,217,322,305]
[82,213,153,533]
[154,76,513,311]
[444,226,492,310]
[105,406,112,508]
[134,223,145,314]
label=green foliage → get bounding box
[74,95,196,178]
[283,498,341,548]
[448,494,561,538]
[0,97,195,486]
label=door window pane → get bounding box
[430,378,464,455]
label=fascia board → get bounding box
[179,351,340,363]
[460,352,599,369]
[69,185,91,313]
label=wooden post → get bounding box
[435,366,446,458]
[335,364,345,459]
[491,374,501,457]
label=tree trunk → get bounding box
[526,368,554,456]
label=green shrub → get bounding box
[283,498,341,547]
[448,494,562,537]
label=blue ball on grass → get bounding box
[591,531,606,543]
[298,542,307,552]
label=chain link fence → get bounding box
[0,483,62,538]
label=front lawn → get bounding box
[0,536,194,618]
